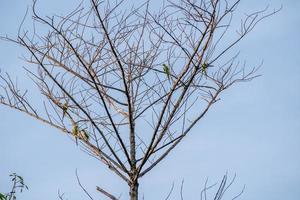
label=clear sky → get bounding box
[0,0,299,200]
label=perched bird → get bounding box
[62,102,68,119]
[201,62,208,75]
[163,64,171,81]
[71,124,79,145]
[79,129,89,142]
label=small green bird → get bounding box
[163,64,171,81]
[79,129,89,142]
[201,63,208,75]
[72,124,79,145]
[62,102,68,119]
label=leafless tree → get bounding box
[0,0,279,199]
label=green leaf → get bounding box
[17,175,24,182]
[0,193,6,200]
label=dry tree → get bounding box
[0,0,279,199]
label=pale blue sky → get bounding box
[0,0,299,200]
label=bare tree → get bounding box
[0,0,279,199]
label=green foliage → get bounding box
[0,193,6,200]
[1,173,28,200]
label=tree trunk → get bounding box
[129,181,139,200]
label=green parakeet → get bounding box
[79,129,89,142]
[163,64,171,81]
[201,63,208,75]
[72,124,79,145]
[62,102,68,119]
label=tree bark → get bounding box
[129,181,139,200]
